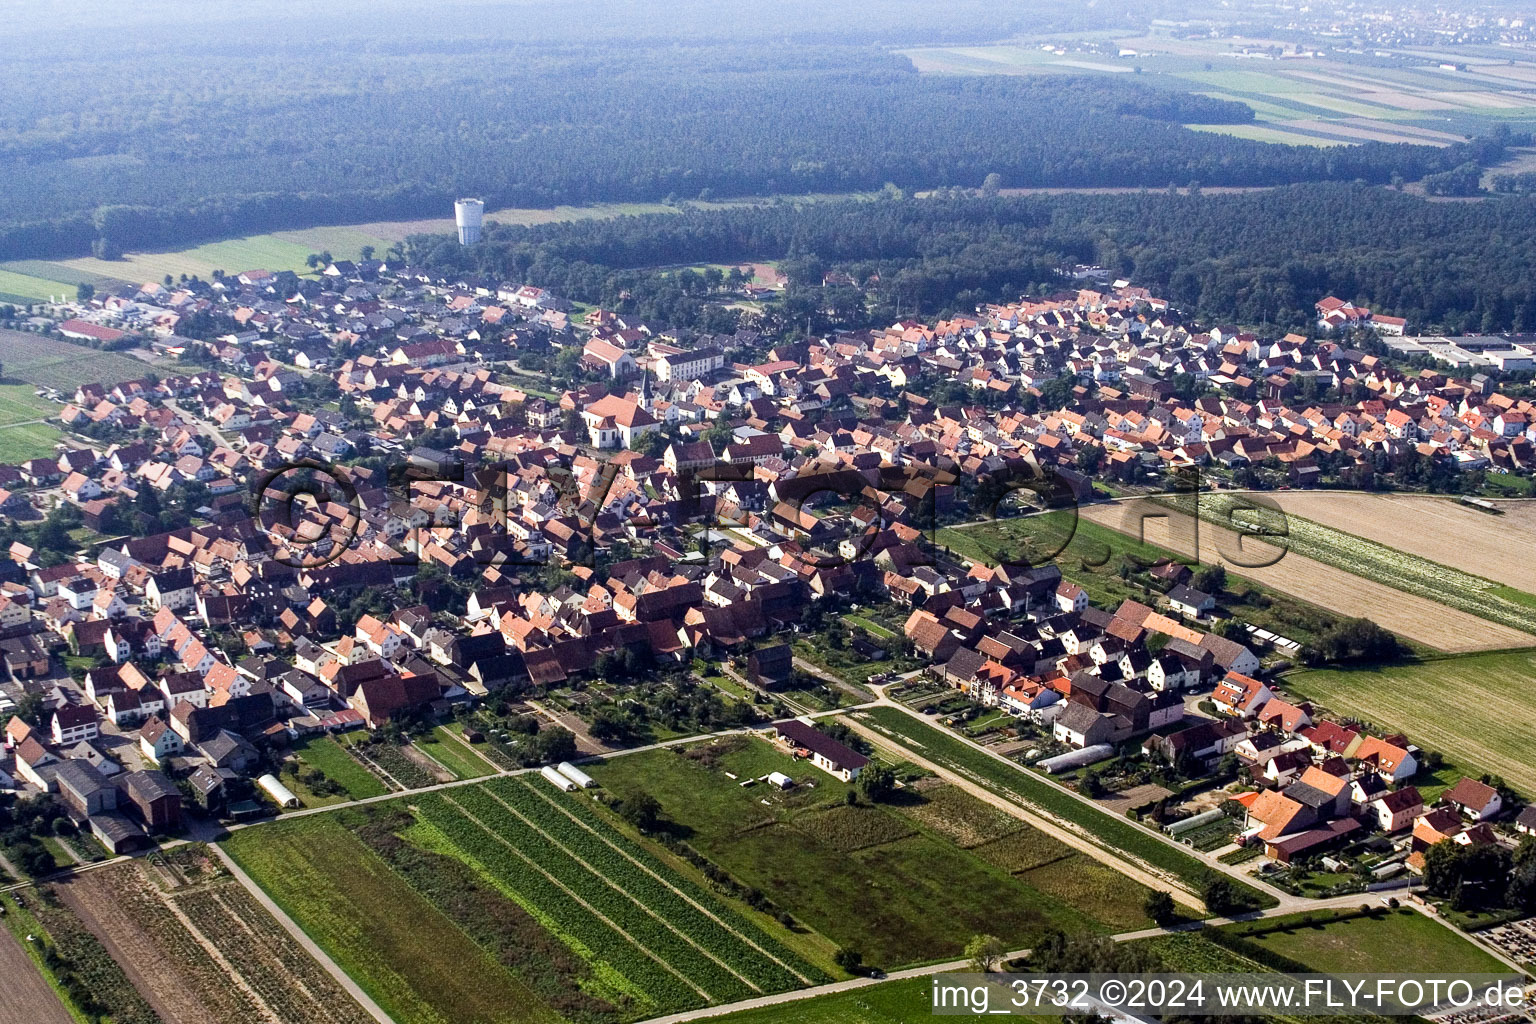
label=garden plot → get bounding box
[58,856,378,1024]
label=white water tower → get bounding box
[454,198,485,245]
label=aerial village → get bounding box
[0,255,1534,945]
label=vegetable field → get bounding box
[1169,491,1536,636]
[414,776,828,1013]
[224,778,828,1024]
[0,328,153,390]
[588,736,1115,965]
[224,814,556,1024]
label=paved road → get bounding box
[210,844,398,1024]
[0,923,74,1024]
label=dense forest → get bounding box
[0,0,1497,261]
[406,182,1536,335]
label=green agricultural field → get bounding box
[0,384,56,424]
[0,260,132,290]
[412,775,830,1013]
[0,329,153,390]
[1189,123,1351,147]
[291,736,389,800]
[54,234,325,284]
[0,268,76,303]
[1139,932,1387,1024]
[414,726,495,780]
[223,813,567,1024]
[851,707,1275,911]
[1222,909,1508,974]
[0,422,63,462]
[587,735,1115,966]
[1284,650,1536,797]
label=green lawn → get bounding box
[0,422,63,462]
[415,726,495,780]
[586,736,1115,967]
[1223,909,1508,974]
[0,384,56,424]
[1284,650,1536,797]
[843,615,896,640]
[224,814,561,1024]
[292,735,390,800]
[851,707,1275,911]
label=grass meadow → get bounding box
[1284,649,1536,796]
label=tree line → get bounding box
[405,176,1536,335]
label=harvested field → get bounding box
[1077,503,1536,652]
[1267,492,1536,593]
[57,858,377,1024]
[0,926,73,1024]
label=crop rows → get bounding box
[348,739,435,789]
[176,884,376,1024]
[492,776,818,990]
[102,868,264,1024]
[18,886,162,1024]
[450,786,759,1003]
[508,777,829,986]
[414,791,707,1013]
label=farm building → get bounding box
[769,720,868,782]
[747,644,794,690]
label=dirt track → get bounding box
[0,925,74,1024]
[1080,504,1536,653]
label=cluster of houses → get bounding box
[0,259,1531,868]
[1217,676,1520,872]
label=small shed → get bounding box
[766,771,793,790]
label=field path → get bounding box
[1077,503,1536,652]
[210,845,398,1024]
[0,925,73,1024]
